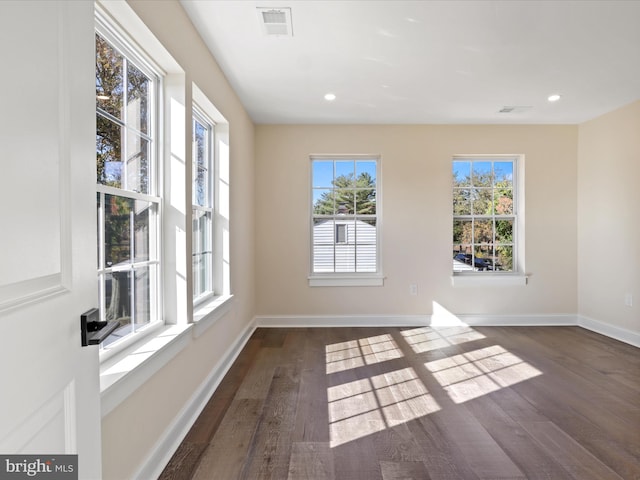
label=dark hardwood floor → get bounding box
[159,326,640,479]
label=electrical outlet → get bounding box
[409,284,418,296]
[625,293,633,307]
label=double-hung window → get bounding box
[192,109,214,302]
[95,27,161,346]
[310,156,382,286]
[452,157,518,274]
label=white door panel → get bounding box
[0,1,101,478]
[0,382,73,454]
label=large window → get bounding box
[311,157,380,279]
[96,28,160,345]
[452,157,517,273]
[192,109,214,302]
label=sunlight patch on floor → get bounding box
[325,333,403,374]
[325,324,541,447]
[425,345,542,404]
[327,367,440,447]
[401,326,486,353]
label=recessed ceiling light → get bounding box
[324,93,336,101]
[547,94,561,102]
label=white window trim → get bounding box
[100,323,192,417]
[192,294,234,337]
[308,274,385,287]
[451,273,528,287]
[191,83,231,308]
[452,154,526,283]
[335,223,347,244]
[192,106,216,304]
[96,13,164,353]
[94,1,200,414]
[308,154,383,287]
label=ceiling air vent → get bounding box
[499,106,533,114]
[258,7,293,37]
[257,7,293,37]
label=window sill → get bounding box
[451,274,528,287]
[99,323,192,417]
[98,296,233,417]
[308,274,385,287]
[193,294,234,338]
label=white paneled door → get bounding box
[0,1,102,478]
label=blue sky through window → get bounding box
[453,160,513,185]
[313,159,377,187]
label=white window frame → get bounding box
[451,154,527,287]
[309,155,384,287]
[96,1,224,416]
[95,16,163,350]
[190,84,233,336]
[335,223,347,244]
[192,107,215,305]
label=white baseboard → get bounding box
[255,313,577,328]
[450,313,577,326]
[256,313,638,347]
[577,314,640,348]
[134,318,257,480]
[256,314,431,328]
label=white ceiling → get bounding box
[180,0,640,124]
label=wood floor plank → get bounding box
[395,331,526,479]
[380,460,431,480]
[162,326,640,480]
[521,421,625,480]
[387,329,486,480]
[158,442,206,480]
[292,329,331,443]
[363,352,439,464]
[497,327,640,418]
[287,442,334,480]
[464,392,573,479]
[234,346,283,400]
[260,328,289,348]
[327,328,386,480]
[560,327,640,367]
[183,338,262,444]
[332,437,384,480]
[431,412,526,480]
[240,364,301,479]
[508,376,640,479]
[493,328,640,456]
[485,328,640,479]
[191,398,263,480]
[404,417,480,480]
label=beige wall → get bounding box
[578,100,640,334]
[256,124,578,317]
[101,1,255,479]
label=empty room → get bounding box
[0,1,638,479]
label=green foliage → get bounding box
[104,195,133,267]
[96,33,151,192]
[452,164,515,271]
[314,172,376,215]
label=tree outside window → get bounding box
[453,158,516,273]
[96,30,159,345]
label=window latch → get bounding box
[80,308,119,347]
